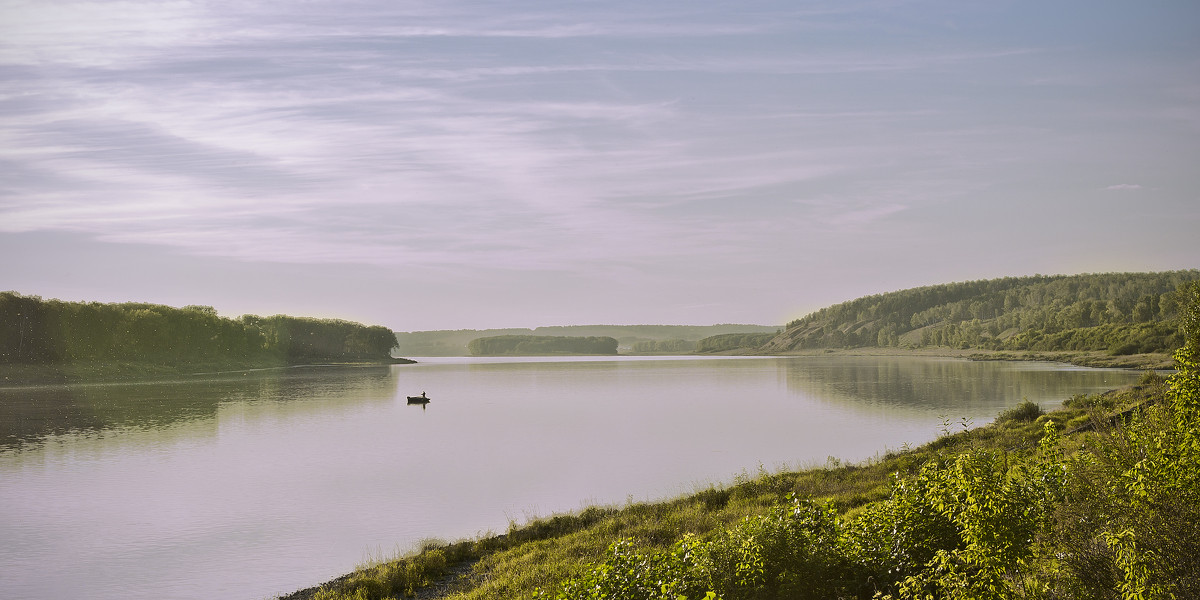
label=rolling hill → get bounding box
[760,270,1200,355]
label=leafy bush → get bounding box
[1064,392,1118,411]
[997,399,1044,423]
[546,496,852,600]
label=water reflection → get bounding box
[0,366,398,450]
[0,356,1145,600]
[781,356,1133,418]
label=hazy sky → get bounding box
[2,1,1198,331]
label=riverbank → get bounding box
[0,356,416,386]
[759,346,1174,370]
[281,374,1172,600]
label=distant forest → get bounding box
[0,292,398,366]
[695,332,777,353]
[467,335,619,356]
[762,270,1200,354]
[397,324,780,356]
[631,339,696,353]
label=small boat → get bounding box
[407,392,430,404]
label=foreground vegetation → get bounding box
[0,292,400,383]
[287,283,1200,600]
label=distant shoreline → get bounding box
[3,347,1169,387]
[756,346,1174,370]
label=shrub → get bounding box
[997,399,1043,422]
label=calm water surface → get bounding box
[0,356,1142,599]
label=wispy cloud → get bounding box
[2,0,1195,298]
[0,0,780,67]
[1104,183,1142,191]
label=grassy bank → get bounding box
[283,368,1194,600]
[963,348,1174,369]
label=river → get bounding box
[0,355,1141,599]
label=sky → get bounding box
[2,0,1198,332]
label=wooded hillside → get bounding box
[763,271,1200,354]
[695,332,776,353]
[0,292,398,366]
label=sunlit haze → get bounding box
[2,1,1198,331]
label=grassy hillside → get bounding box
[761,271,1200,356]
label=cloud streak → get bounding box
[2,0,1198,328]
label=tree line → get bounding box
[397,324,780,356]
[467,335,619,356]
[694,332,777,353]
[0,292,397,366]
[631,339,697,353]
[770,270,1200,353]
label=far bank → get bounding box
[760,346,1175,370]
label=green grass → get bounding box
[284,380,1168,600]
